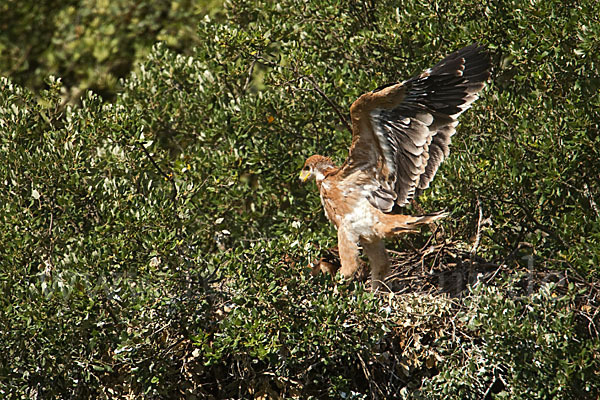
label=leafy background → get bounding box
[1,0,599,398]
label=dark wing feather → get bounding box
[341,44,491,211]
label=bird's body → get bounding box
[300,44,491,290]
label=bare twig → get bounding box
[357,352,384,399]
[261,371,301,386]
[419,223,441,252]
[138,142,178,202]
[471,196,483,254]
[583,183,599,218]
[256,55,352,132]
[48,211,53,236]
[303,74,352,133]
[482,377,498,399]
[242,59,257,93]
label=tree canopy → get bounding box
[1,0,599,398]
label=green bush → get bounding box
[0,0,223,102]
[1,0,599,398]
[422,278,599,399]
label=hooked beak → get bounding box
[299,170,310,182]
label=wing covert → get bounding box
[341,44,491,211]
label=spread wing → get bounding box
[339,44,491,212]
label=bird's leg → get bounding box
[337,228,360,279]
[361,238,390,292]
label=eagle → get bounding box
[300,44,491,291]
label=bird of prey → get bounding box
[299,44,491,291]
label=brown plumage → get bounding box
[300,44,491,291]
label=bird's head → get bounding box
[299,155,335,183]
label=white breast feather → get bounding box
[342,197,377,240]
[314,170,326,183]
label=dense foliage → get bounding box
[1,0,599,398]
[0,0,223,102]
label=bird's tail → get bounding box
[376,211,448,238]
